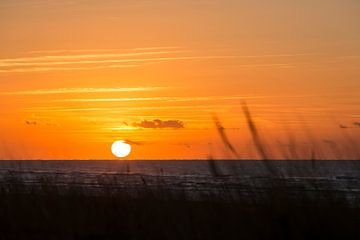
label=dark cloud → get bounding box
[323,139,337,145]
[353,122,360,128]
[124,139,143,145]
[25,120,37,125]
[133,119,184,129]
[173,142,191,148]
[24,117,58,126]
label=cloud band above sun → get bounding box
[132,119,184,129]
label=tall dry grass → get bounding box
[0,171,359,240]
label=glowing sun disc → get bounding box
[111,140,131,158]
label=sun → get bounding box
[111,140,131,158]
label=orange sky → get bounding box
[0,0,359,160]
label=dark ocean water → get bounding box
[1,160,359,204]
[0,160,360,178]
[0,160,359,177]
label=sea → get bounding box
[0,160,359,204]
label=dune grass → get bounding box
[0,174,359,240]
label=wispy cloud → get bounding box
[51,94,314,103]
[237,63,295,68]
[51,95,268,103]
[0,64,139,73]
[0,47,184,73]
[0,52,305,65]
[1,87,166,95]
[23,104,247,113]
[0,55,235,73]
[0,46,308,73]
[0,51,183,64]
[0,56,235,67]
[26,46,181,55]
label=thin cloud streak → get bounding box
[26,46,182,55]
[52,94,313,103]
[0,56,235,67]
[0,60,293,73]
[0,56,236,73]
[52,95,269,103]
[2,87,166,95]
[0,50,308,73]
[0,52,309,64]
[23,104,242,112]
[0,50,183,64]
[0,64,140,73]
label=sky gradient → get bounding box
[1,0,359,159]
